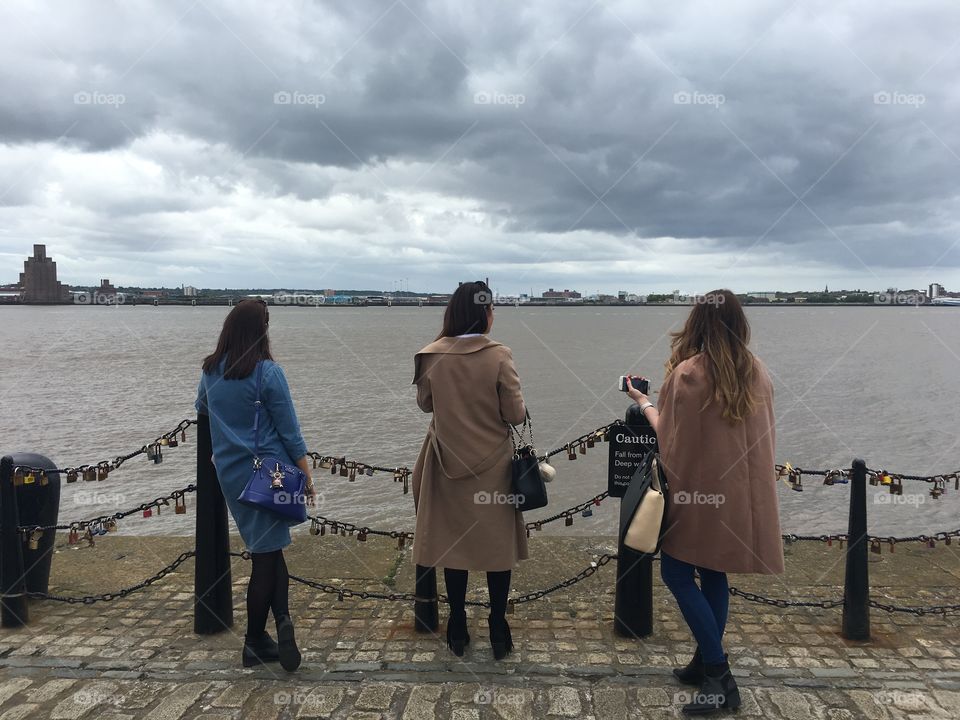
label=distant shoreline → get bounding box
[1,300,950,308]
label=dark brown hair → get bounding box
[202,299,273,379]
[666,289,757,422]
[436,281,493,339]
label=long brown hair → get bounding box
[436,281,493,339]
[665,289,756,422]
[202,299,273,379]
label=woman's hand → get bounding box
[625,376,650,406]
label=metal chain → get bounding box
[18,484,196,534]
[730,587,960,615]
[11,419,195,481]
[25,551,196,604]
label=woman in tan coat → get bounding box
[412,281,528,659]
[626,289,782,715]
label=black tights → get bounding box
[246,549,290,638]
[444,568,511,620]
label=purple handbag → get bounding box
[237,363,308,524]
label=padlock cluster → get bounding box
[306,516,413,550]
[307,453,413,494]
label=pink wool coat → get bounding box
[411,335,529,572]
[657,353,784,575]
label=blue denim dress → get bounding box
[196,360,309,553]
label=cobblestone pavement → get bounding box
[0,536,958,718]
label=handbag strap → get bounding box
[508,408,534,453]
[252,362,264,462]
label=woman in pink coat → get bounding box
[626,289,783,715]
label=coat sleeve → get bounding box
[194,373,208,416]
[413,355,433,413]
[657,366,699,467]
[262,363,309,461]
[497,348,527,425]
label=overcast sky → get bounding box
[1,1,958,294]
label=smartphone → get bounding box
[618,376,649,394]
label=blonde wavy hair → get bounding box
[665,289,757,422]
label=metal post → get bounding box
[414,564,439,633]
[613,404,654,638]
[193,414,234,634]
[0,456,28,627]
[842,458,870,641]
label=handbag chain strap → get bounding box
[509,408,535,454]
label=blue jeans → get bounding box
[660,551,729,665]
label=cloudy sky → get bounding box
[1,0,958,294]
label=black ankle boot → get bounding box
[241,631,280,667]
[682,660,741,715]
[673,647,704,686]
[446,611,470,657]
[275,615,301,671]
[489,615,513,660]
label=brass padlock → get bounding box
[567,445,576,461]
[28,530,42,551]
[309,520,321,536]
[147,444,157,461]
[83,467,96,482]
[330,463,338,475]
[175,495,187,514]
[153,446,163,464]
[357,530,367,542]
[66,469,78,483]
[159,437,169,447]
[97,463,110,481]
[578,442,586,455]
[181,429,187,443]
[68,526,80,545]
[24,470,36,485]
[105,519,118,533]
[565,515,574,527]
[348,466,356,482]
[339,463,349,478]
[320,523,327,537]
[586,436,595,448]
[167,436,178,448]
[12,469,24,487]
[870,539,881,554]
[39,470,49,486]
[312,456,318,469]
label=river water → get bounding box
[1,304,958,540]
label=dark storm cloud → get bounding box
[0,0,958,291]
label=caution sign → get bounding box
[607,422,658,498]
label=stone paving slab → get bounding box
[0,535,957,718]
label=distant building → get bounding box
[929,283,943,299]
[19,244,70,304]
[748,292,777,301]
[542,288,582,299]
[182,285,198,297]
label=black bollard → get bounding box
[9,453,61,594]
[842,458,870,641]
[613,404,655,638]
[414,564,439,633]
[193,414,234,634]
[0,456,28,627]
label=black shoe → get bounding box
[682,660,741,715]
[276,615,302,672]
[241,631,280,667]
[489,615,513,660]
[446,611,470,657]
[673,647,704,686]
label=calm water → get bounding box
[1,305,958,539]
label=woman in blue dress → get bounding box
[196,299,315,671]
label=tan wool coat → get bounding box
[657,353,784,575]
[411,335,529,572]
